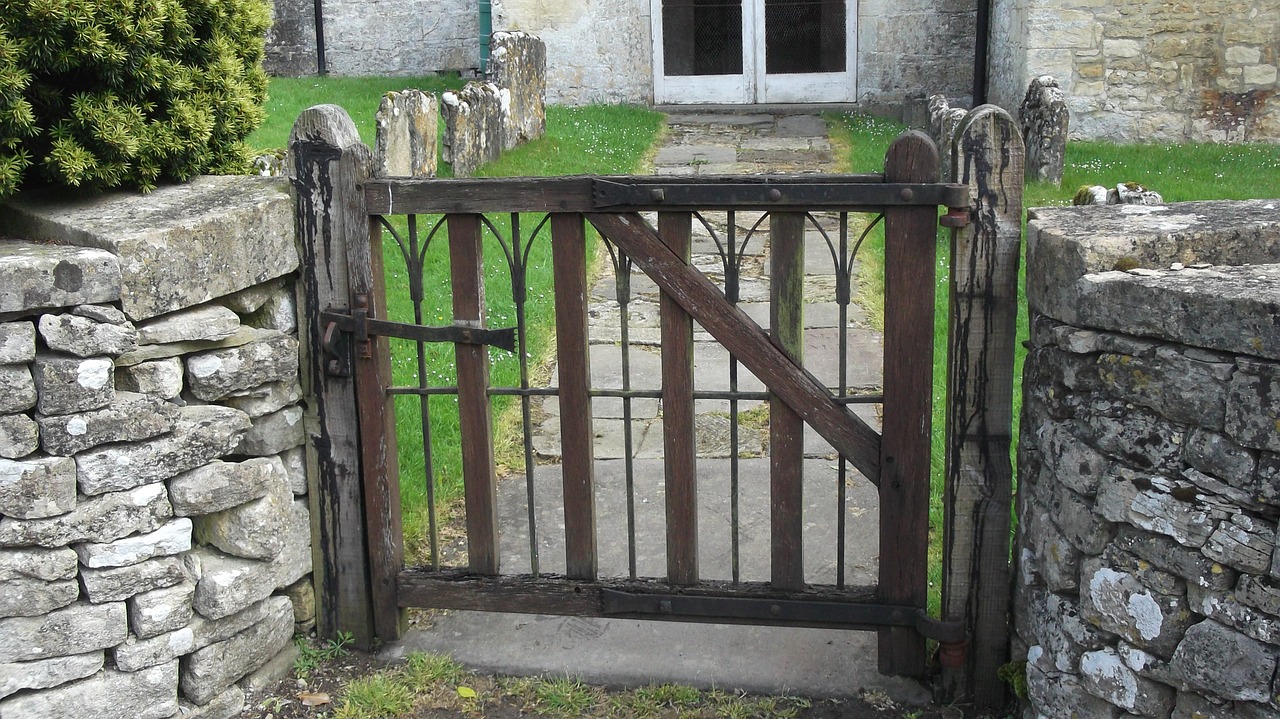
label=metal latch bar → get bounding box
[593,180,970,210]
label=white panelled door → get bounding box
[652,0,856,104]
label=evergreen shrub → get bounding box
[0,0,270,196]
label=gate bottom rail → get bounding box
[396,568,964,644]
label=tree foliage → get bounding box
[0,0,269,196]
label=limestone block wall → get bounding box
[266,0,479,77]
[0,176,313,719]
[856,0,976,111]
[494,0,652,105]
[988,0,1280,142]
[1016,200,1280,717]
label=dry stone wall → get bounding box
[989,0,1280,142]
[0,177,313,719]
[1016,199,1280,718]
[443,32,547,177]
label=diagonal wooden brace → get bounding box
[585,212,882,484]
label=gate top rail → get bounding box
[364,174,970,215]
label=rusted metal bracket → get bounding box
[321,295,516,377]
[600,589,966,643]
[593,179,970,210]
[939,206,972,228]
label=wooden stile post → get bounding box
[551,213,598,580]
[448,213,501,575]
[942,105,1023,708]
[658,212,698,586]
[770,212,806,592]
[878,131,939,677]
[290,104,377,649]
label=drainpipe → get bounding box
[314,0,328,74]
[972,0,990,105]
[479,0,492,75]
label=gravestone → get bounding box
[1019,76,1069,186]
[374,89,438,178]
[440,83,508,177]
[488,31,547,150]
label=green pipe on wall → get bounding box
[479,0,492,73]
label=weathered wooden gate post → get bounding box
[941,105,1024,707]
[291,105,402,648]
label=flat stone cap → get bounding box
[1027,199,1280,359]
[0,240,121,316]
[0,176,297,320]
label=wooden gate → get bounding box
[291,104,1022,706]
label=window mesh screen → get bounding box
[765,0,845,74]
[662,0,744,76]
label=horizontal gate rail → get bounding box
[364,175,968,214]
[397,568,962,639]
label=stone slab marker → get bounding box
[488,31,547,149]
[1019,76,1069,186]
[441,83,508,177]
[374,90,438,178]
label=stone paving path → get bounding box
[391,113,915,702]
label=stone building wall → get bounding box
[493,0,653,105]
[856,0,976,111]
[1016,199,1280,717]
[988,0,1280,142]
[266,0,480,77]
[0,176,313,719]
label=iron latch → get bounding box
[320,295,516,377]
[599,589,965,643]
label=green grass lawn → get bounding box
[829,111,1280,612]
[248,74,467,151]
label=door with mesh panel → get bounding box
[653,0,855,104]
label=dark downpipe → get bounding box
[972,0,991,105]
[314,0,328,75]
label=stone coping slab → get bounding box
[0,176,297,321]
[1027,199,1280,359]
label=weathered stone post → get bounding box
[941,105,1024,708]
[374,89,439,178]
[1019,76,1069,186]
[488,31,547,149]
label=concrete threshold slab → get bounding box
[384,611,932,705]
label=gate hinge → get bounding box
[939,206,972,228]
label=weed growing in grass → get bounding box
[334,674,415,718]
[294,630,354,678]
[402,651,467,690]
[530,675,602,717]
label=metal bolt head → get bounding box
[768,188,783,201]
[899,187,914,202]
[651,188,666,202]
